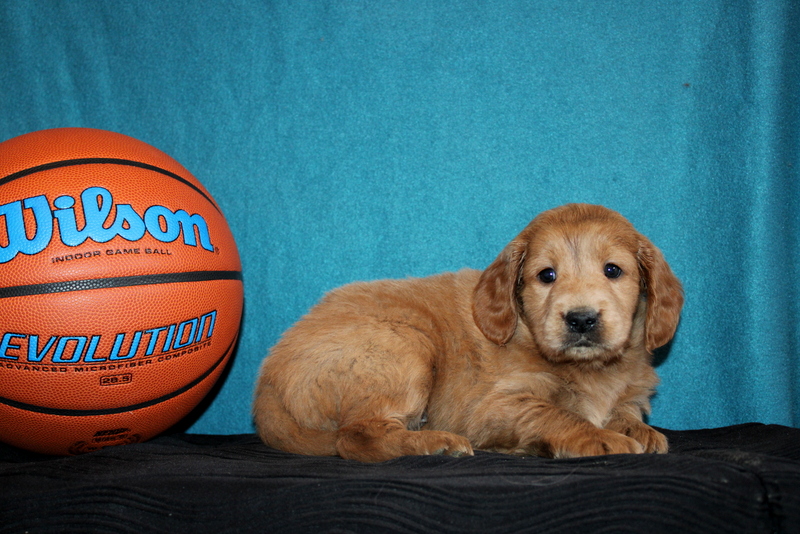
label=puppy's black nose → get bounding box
[565,309,599,334]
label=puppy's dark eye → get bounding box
[604,263,622,279]
[537,268,557,284]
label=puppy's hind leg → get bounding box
[253,381,339,456]
[331,331,473,462]
[337,418,473,463]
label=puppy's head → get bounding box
[473,204,683,364]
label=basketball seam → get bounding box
[0,337,236,417]
[0,270,243,298]
[0,157,220,212]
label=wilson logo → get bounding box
[0,186,213,264]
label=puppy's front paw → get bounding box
[606,420,668,454]
[629,424,668,454]
[556,428,644,458]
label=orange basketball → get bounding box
[0,128,243,455]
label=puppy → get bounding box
[253,204,683,462]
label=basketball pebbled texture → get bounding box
[0,128,243,455]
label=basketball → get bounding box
[0,128,243,455]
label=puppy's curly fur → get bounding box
[254,204,683,462]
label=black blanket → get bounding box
[2,424,799,533]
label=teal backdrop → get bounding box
[1,1,798,434]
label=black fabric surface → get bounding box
[2,424,799,533]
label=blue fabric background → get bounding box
[1,1,798,433]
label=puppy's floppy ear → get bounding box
[638,237,684,353]
[473,240,526,346]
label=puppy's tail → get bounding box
[253,383,338,456]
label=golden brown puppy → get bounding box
[253,204,683,462]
